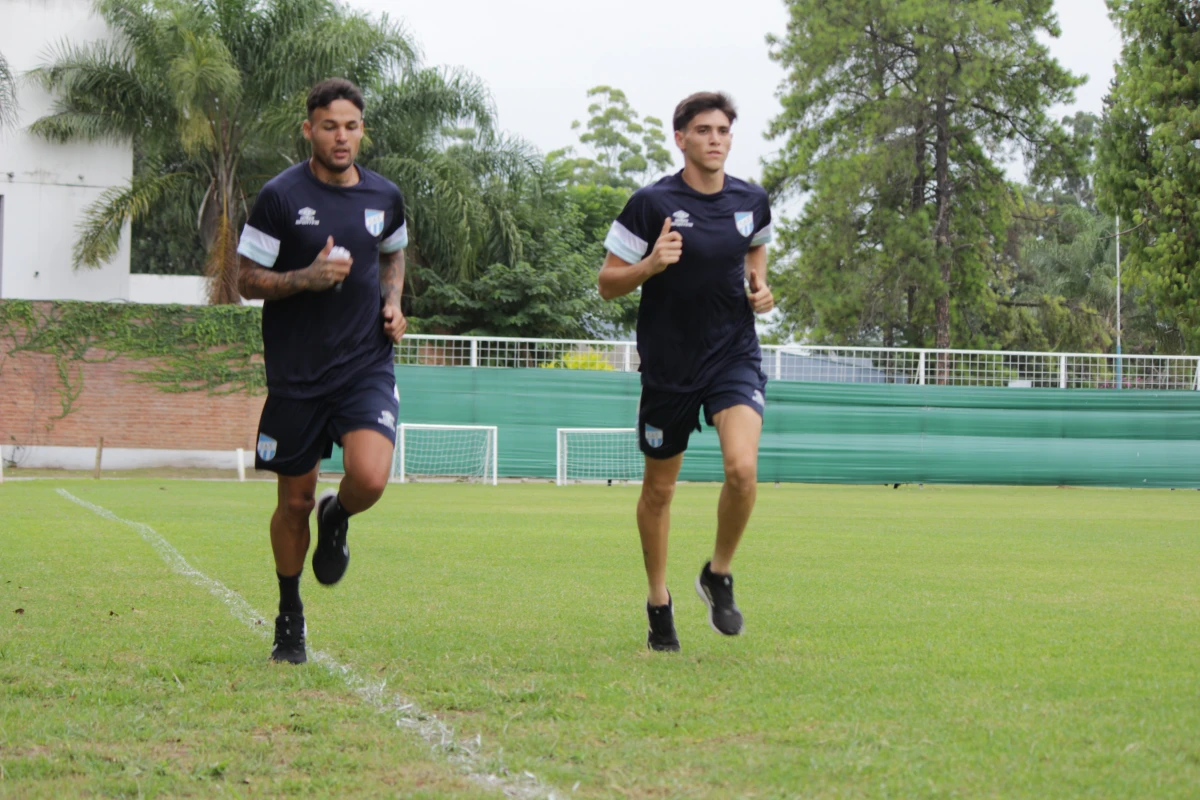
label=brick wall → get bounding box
[1,328,264,452]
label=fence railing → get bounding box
[395,335,1200,391]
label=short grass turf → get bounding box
[2,479,1198,798]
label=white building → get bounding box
[0,0,207,304]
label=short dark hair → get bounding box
[673,92,737,131]
[307,78,365,118]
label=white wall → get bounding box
[0,0,132,301]
[129,275,209,305]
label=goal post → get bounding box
[395,424,498,485]
[556,428,642,486]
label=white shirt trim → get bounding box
[236,224,280,268]
[603,220,648,264]
[750,222,773,247]
[379,221,408,253]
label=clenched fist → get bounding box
[648,217,683,274]
[747,271,774,314]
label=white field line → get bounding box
[57,489,559,800]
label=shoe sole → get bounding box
[313,489,347,586]
[695,574,743,636]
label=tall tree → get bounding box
[765,0,1082,368]
[30,0,412,303]
[1096,0,1200,349]
[552,85,673,189]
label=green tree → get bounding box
[765,0,1083,369]
[1096,0,1200,349]
[363,71,527,287]
[401,137,625,338]
[552,86,673,189]
[30,0,412,303]
[0,51,17,130]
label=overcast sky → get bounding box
[355,0,1123,185]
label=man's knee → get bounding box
[280,488,316,521]
[724,456,757,495]
[349,467,390,500]
[640,475,677,511]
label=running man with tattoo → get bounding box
[236,78,408,664]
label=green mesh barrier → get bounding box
[319,367,1200,488]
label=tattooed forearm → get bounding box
[237,257,317,301]
[379,249,405,306]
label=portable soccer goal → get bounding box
[556,428,642,486]
[394,424,498,485]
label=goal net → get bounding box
[395,424,498,485]
[556,428,642,485]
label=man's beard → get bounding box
[314,150,354,173]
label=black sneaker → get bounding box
[647,596,681,652]
[696,562,743,636]
[312,490,349,586]
[270,612,307,664]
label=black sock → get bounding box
[325,493,353,526]
[278,570,303,614]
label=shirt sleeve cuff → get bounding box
[603,220,648,264]
[379,221,408,253]
[237,224,280,267]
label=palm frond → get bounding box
[28,37,170,143]
[168,30,242,155]
[367,68,495,150]
[0,51,19,130]
[74,168,197,269]
[243,0,415,105]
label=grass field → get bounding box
[2,478,1199,798]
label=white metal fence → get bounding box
[395,335,1200,391]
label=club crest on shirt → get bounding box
[735,211,755,238]
[365,209,386,237]
[257,433,277,461]
[644,424,664,449]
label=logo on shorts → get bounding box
[295,207,319,226]
[644,424,664,449]
[751,389,765,408]
[257,433,278,461]
[377,410,396,432]
[735,211,755,237]
[365,209,385,237]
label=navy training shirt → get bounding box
[237,161,407,399]
[604,171,773,392]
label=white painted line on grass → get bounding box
[57,488,558,800]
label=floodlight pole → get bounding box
[1116,214,1123,390]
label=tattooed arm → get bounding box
[237,236,351,301]
[379,248,407,342]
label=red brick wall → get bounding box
[1,337,264,452]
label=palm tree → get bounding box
[29,0,414,303]
[0,50,17,130]
[363,68,537,285]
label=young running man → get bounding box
[236,78,408,664]
[598,92,774,652]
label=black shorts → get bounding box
[638,361,767,459]
[255,370,399,475]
